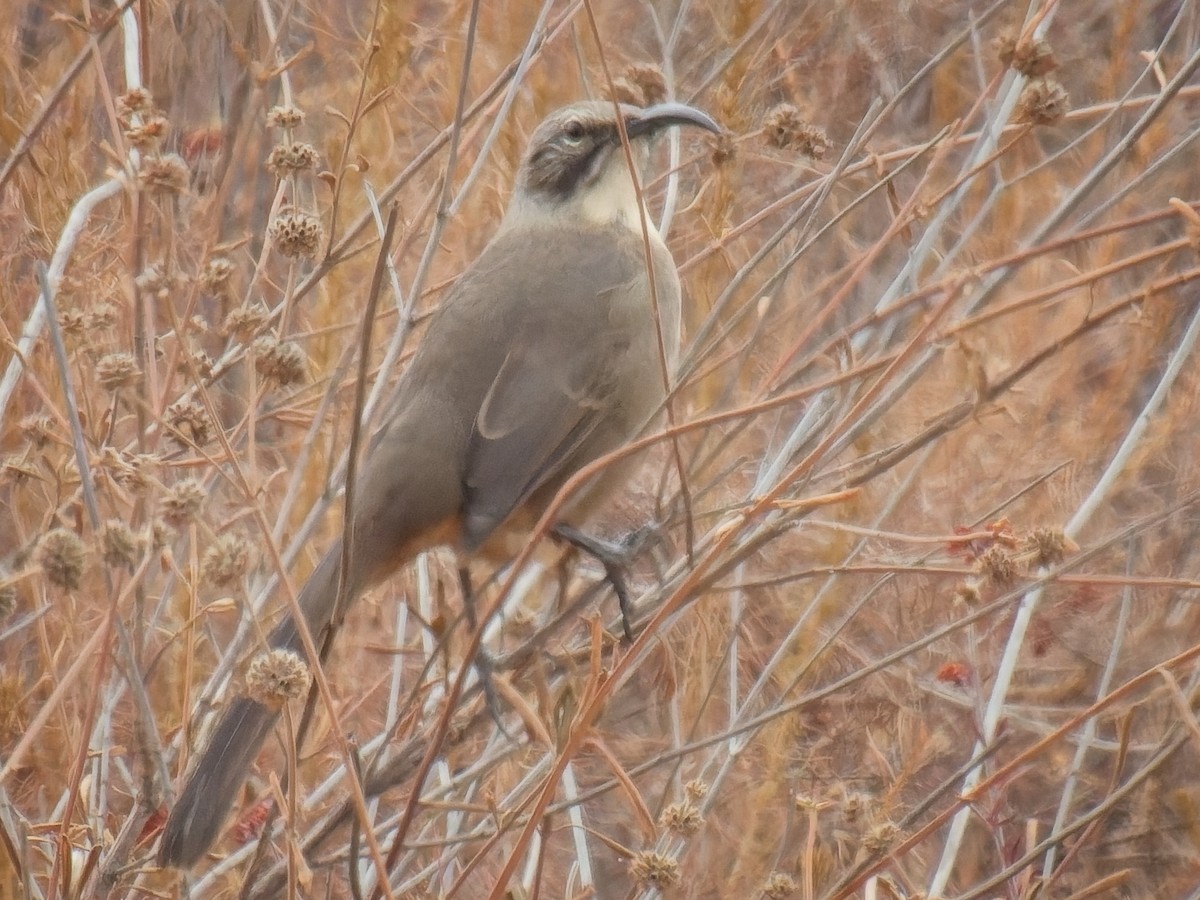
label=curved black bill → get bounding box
[625,101,721,138]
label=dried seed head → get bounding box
[138,153,191,194]
[245,649,310,709]
[629,851,681,890]
[266,141,320,176]
[166,398,211,446]
[38,528,86,590]
[253,337,307,387]
[124,116,170,149]
[117,87,154,119]
[267,105,306,129]
[862,820,899,854]
[762,104,828,158]
[96,352,142,390]
[101,520,141,569]
[659,801,703,835]
[685,779,709,802]
[200,257,235,295]
[978,546,1016,584]
[269,212,323,259]
[223,303,269,340]
[102,448,159,493]
[201,533,251,587]
[626,64,668,106]
[1023,527,1074,568]
[995,29,1057,77]
[19,415,55,449]
[762,872,799,899]
[161,478,206,526]
[1016,78,1069,126]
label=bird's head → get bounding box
[508,100,720,229]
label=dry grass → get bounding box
[3,0,1200,897]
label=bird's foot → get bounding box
[553,524,655,643]
[457,565,513,739]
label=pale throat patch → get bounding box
[578,156,661,237]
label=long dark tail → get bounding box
[158,548,343,868]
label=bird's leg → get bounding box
[552,524,647,643]
[457,564,510,737]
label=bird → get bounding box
[158,98,720,869]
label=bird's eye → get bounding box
[562,119,586,143]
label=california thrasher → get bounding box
[158,99,720,868]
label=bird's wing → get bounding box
[460,288,628,547]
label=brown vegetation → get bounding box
[2,0,1200,897]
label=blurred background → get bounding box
[3,0,1200,897]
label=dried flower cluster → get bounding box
[978,545,1016,584]
[199,257,235,296]
[762,104,828,159]
[659,801,703,835]
[116,87,154,120]
[253,336,307,387]
[116,88,170,149]
[38,528,85,590]
[1023,526,1074,568]
[861,819,899,854]
[201,533,251,587]
[266,141,320,176]
[995,29,1058,77]
[267,105,305,130]
[125,117,170,150]
[263,104,322,259]
[101,448,159,494]
[245,649,310,709]
[138,154,191,194]
[161,479,206,526]
[223,303,269,340]
[269,212,323,259]
[1016,79,1070,126]
[629,850,681,889]
[101,521,141,569]
[96,352,141,391]
[166,398,210,446]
